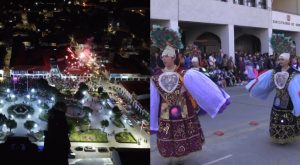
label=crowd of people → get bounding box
[47,76,79,90]
[151,45,300,88]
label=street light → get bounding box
[6,89,10,93]
[26,94,30,99]
[31,88,35,93]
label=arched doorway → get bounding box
[193,32,221,53]
[235,35,261,54]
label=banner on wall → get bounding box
[272,11,300,32]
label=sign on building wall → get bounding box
[272,11,300,32]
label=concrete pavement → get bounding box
[151,86,300,165]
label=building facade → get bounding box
[151,0,300,60]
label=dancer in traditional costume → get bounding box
[151,45,230,164]
[246,53,300,144]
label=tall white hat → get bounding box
[161,45,176,57]
[279,53,290,61]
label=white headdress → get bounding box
[161,45,176,57]
[279,53,290,61]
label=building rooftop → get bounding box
[11,48,51,71]
[121,81,149,95]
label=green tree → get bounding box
[101,92,109,100]
[271,33,295,54]
[97,86,103,95]
[6,119,17,133]
[0,113,7,132]
[24,120,35,133]
[100,119,109,132]
[79,82,89,92]
[74,91,84,100]
[112,106,122,119]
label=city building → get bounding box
[151,0,300,60]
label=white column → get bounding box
[266,0,272,10]
[260,28,273,55]
[220,24,235,61]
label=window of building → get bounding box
[234,0,244,5]
[246,0,256,7]
[258,0,267,9]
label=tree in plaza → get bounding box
[0,113,7,132]
[36,78,50,93]
[24,120,35,133]
[271,33,295,55]
[78,82,89,92]
[74,82,89,100]
[74,91,84,100]
[100,119,109,132]
[97,86,103,95]
[112,106,122,119]
[101,92,109,100]
[6,119,17,133]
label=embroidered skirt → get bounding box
[157,115,205,157]
[269,107,298,144]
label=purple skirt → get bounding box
[157,115,205,157]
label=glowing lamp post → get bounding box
[11,94,15,103]
[31,88,36,99]
[6,89,10,98]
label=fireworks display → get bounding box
[64,37,100,76]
